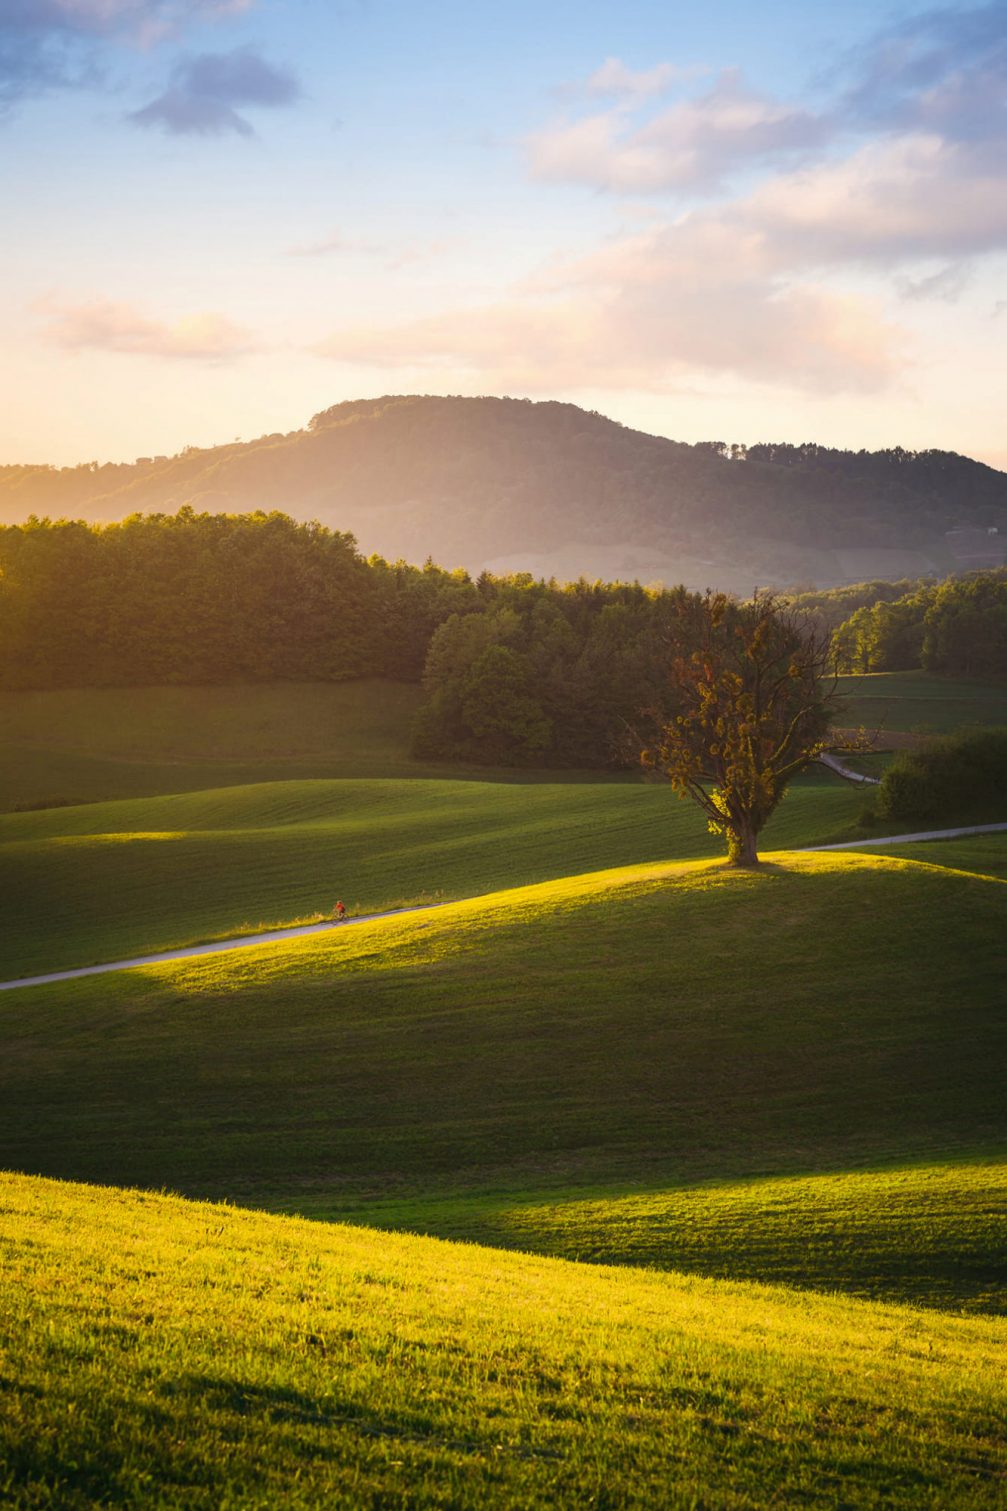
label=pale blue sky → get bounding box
[2,0,1005,467]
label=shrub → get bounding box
[875,727,1007,823]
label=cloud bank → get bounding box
[531,67,828,194]
[316,3,1007,397]
[39,296,258,358]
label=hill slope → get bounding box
[2,853,1003,1209]
[0,771,865,979]
[4,396,1005,590]
[3,1173,1005,1510]
[358,1158,1007,1314]
[7,1178,1003,1511]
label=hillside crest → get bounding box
[3,395,1005,592]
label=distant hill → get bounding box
[3,395,1005,591]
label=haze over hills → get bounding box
[3,396,1005,593]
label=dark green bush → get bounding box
[876,727,1007,823]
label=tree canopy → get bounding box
[830,570,1007,676]
[642,593,835,865]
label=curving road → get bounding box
[3,822,1006,992]
[0,906,438,993]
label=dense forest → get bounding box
[3,397,1005,593]
[0,510,689,767]
[3,511,1004,770]
[830,570,1007,677]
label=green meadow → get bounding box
[3,1173,1005,1510]
[0,680,426,810]
[2,673,1006,1505]
[0,770,869,980]
[354,1158,1007,1314]
[836,669,1007,736]
[3,853,1003,1215]
[3,669,1003,814]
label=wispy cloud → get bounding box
[287,230,382,258]
[530,4,1007,197]
[128,45,299,134]
[839,1,1007,148]
[314,247,900,397]
[529,68,828,194]
[2,2,251,36]
[38,295,259,358]
[586,56,699,100]
[286,229,455,269]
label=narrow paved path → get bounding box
[0,906,439,993]
[805,821,1007,851]
[3,822,1006,992]
[816,752,880,786]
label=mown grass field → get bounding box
[2,854,1003,1239]
[2,675,1006,1505]
[836,669,1007,735]
[0,681,427,811]
[2,671,1002,813]
[0,770,866,980]
[2,1173,1005,1510]
[885,834,1007,880]
[351,1158,1007,1314]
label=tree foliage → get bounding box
[411,579,693,767]
[831,570,1007,676]
[0,510,475,691]
[642,593,835,866]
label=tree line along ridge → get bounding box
[2,508,1005,770]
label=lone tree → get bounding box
[642,591,835,866]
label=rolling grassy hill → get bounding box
[354,1158,1007,1314]
[2,671,1002,814]
[3,1173,1005,1510]
[2,854,1003,1251]
[0,771,868,981]
[885,835,1007,880]
[8,666,1004,983]
[2,678,1005,1504]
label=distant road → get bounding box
[805,821,1007,851]
[816,752,880,786]
[0,907,435,993]
[3,822,1006,992]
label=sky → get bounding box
[1,0,1005,468]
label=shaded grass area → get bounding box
[836,670,1007,736]
[0,771,864,979]
[0,680,424,809]
[883,835,1007,881]
[1,855,1003,1219]
[342,1159,1007,1315]
[3,672,1001,812]
[0,680,621,812]
[2,1173,1005,1511]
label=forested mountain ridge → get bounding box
[3,396,1005,592]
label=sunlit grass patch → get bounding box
[1,1172,1005,1509]
[351,1158,1007,1314]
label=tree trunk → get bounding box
[727,817,760,867]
